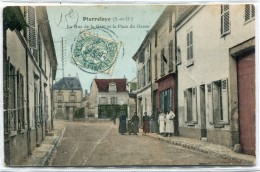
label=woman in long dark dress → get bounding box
[143,112,150,134]
[119,112,127,135]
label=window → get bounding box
[57,105,62,114]
[169,13,172,32]
[221,5,230,36]
[207,79,229,127]
[160,88,172,114]
[57,94,62,102]
[109,83,117,92]
[177,46,181,64]
[245,4,255,22]
[147,59,151,83]
[168,40,174,71]
[184,87,197,125]
[187,29,193,61]
[27,6,37,61]
[137,71,140,88]
[17,73,25,130]
[69,94,76,102]
[155,30,158,47]
[111,97,117,104]
[155,54,158,80]
[99,97,108,104]
[142,66,145,86]
[161,48,165,76]
[139,49,145,63]
[9,64,17,131]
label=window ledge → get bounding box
[186,59,194,67]
[244,18,254,25]
[214,124,224,128]
[220,31,230,38]
[187,122,195,126]
[177,62,182,65]
[10,131,17,137]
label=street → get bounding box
[48,120,244,166]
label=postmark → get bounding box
[71,29,121,75]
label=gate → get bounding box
[237,52,255,155]
[98,104,128,119]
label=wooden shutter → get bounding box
[221,78,229,124]
[245,4,250,21]
[184,90,188,123]
[27,6,37,49]
[207,84,213,124]
[192,87,197,123]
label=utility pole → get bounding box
[61,37,66,79]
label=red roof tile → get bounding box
[95,78,127,92]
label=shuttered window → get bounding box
[155,54,158,80]
[168,40,174,72]
[245,4,255,22]
[187,30,193,60]
[161,48,165,76]
[27,6,37,49]
[147,59,151,83]
[221,5,230,36]
[184,87,198,125]
[207,79,229,127]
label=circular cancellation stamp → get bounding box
[71,29,121,75]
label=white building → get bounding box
[176,5,255,155]
[89,78,129,118]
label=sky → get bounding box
[47,5,166,91]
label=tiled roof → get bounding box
[53,77,82,90]
[95,78,127,92]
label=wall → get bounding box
[176,5,255,146]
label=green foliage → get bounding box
[98,104,128,119]
[74,108,85,118]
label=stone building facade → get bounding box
[88,78,129,118]
[3,6,57,165]
[133,6,176,127]
[175,5,255,155]
[133,4,255,155]
[53,76,83,120]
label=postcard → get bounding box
[2,3,257,170]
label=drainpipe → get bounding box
[174,12,179,136]
[26,47,31,155]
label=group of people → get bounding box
[117,108,175,137]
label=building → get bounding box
[133,6,176,128]
[175,4,255,155]
[127,78,137,118]
[3,6,57,164]
[88,78,128,118]
[53,76,83,120]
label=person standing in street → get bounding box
[131,112,139,135]
[119,112,127,135]
[142,112,150,134]
[158,110,166,136]
[165,108,175,137]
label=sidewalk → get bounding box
[142,132,256,165]
[20,120,67,166]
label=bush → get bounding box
[74,108,85,118]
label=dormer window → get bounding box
[109,82,117,92]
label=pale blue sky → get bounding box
[47,5,165,91]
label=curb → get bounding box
[42,126,67,166]
[143,133,255,165]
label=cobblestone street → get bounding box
[48,120,247,166]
